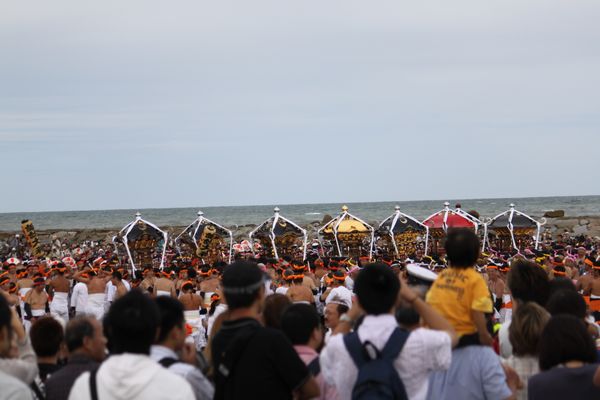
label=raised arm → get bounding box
[72,270,90,284]
[398,276,458,347]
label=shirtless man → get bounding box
[47,264,70,323]
[313,259,327,281]
[16,268,33,294]
[140,267,156,294]
[551,265,568,279]
[73,269,110,320]
[300,267,318,294]
[199,267,220,305]
[286,273,315,304]
[589,263,600,320]
[576,259,595,295]
[196,266,211,282]
[6,262,17,284]
[175,268,188,294]
[180,281,204,311]
[276,269,293,295]
[28,262,41,277]
[487,265,506,313]
[110,271,129,300]
[16,267,33,323]
[0,274,19,306]
[563,257,577,280]
[23,277,49,324]
[576,247,588,270]
[154,270,176,298]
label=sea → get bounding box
[0,195,598,232]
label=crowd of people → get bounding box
[1,228,600,399]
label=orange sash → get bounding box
[589,297,600,312]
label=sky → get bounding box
[1,0,599,213]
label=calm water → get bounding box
[0,195,598,232]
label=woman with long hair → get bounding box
[529,314,600,399]
[502,302,549,400]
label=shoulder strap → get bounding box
[343,331,368,368]
[158,357,180,368]
[217,324,260,379]
[381,328,410,360]
[29,381,46,400]
[89,368,99,400]
[307,356,321,376]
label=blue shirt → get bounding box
[427,346,512,400]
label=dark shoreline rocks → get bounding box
[544,210,565,218]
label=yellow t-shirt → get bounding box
[425,267,493,336]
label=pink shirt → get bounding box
[293,345,339,400]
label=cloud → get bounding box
[0,0,599,212]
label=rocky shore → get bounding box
[1,215,600,245]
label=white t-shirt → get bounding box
[70,282,88,313]
[320,314,452,400]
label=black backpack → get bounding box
[343,328,410,400]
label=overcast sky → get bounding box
[1,0,599,213]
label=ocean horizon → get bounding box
[0,195,598,232]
